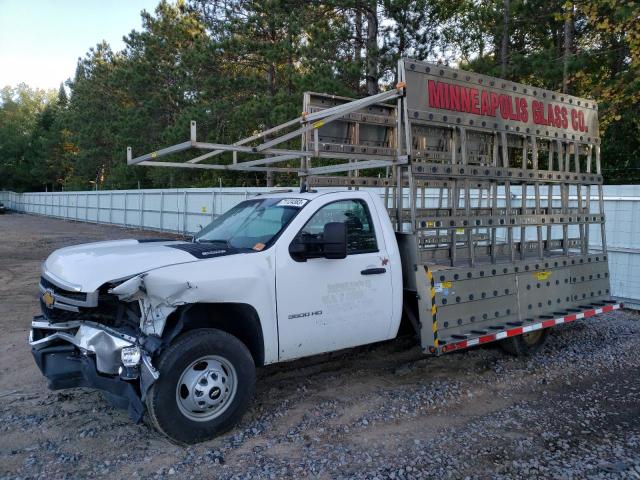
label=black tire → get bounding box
[499,329,549,356]
[145,328,255,444]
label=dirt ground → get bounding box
[0,213,639,480]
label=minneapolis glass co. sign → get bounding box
[403,59,599,143]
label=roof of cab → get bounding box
[253,189,336,200]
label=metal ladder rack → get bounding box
[126,85,406,178]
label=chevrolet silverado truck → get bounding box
[31,59,621,444]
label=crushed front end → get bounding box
[30,271,162,421]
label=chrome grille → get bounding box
[39,273,99,312]
[40,276,87,302]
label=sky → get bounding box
[0,0,160,91]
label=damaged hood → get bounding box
[43,239,217,292]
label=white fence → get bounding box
[2,185,639,308]
[0,188,270,235]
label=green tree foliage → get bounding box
[460,0,640,182]
[0,85,60,191]
[0,0,638,191]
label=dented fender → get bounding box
[113,252,279,363]
[110,274,200,336]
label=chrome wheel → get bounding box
[175,355,237,422]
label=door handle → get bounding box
[361,267,386,275]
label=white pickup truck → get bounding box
[32,190,407,443]
[31,60,620,444]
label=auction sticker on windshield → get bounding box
[277,199,308,207]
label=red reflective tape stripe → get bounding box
[439,304,621,355]
[507,327,523,336]
[445,342,462,351]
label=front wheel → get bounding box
[499,329,549,356]
[145,328,256,444]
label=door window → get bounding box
[298,199,378,254]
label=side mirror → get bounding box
[321,222,347,259]
[289,222,347,261]
[288,237,308,259]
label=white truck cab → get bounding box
[31,190,404,443]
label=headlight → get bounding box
[121,346,141,367]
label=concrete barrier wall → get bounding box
[2,185,639,308]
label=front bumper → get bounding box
[31,345,145,420]
[30,316,159,422]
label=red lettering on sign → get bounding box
[449,84,460,111]
[578,110,586,132]
[490,92,499,116]
[499,95,510,119]
[470,88,480,114]
[426,79,590,133]
[560,107,568,129]
[428,80,447,109]
[519,98,528,122]
[460,87,470,112]
[532,100,541,124]
[509,96,520,121]
[480,90,490,116]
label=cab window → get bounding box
[299,199,378,254]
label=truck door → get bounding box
[275,196,394,360]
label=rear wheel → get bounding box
[145,328,255,444]
[499,329,549,356]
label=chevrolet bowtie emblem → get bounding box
[42,289,55,309]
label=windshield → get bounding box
[193,198,307,250]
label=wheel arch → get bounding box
[165,303,265,367]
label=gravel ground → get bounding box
[0,213,639,480]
